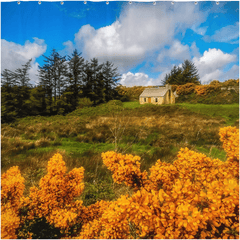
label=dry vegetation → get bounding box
[1,104,232,198]
[1,126,239,239]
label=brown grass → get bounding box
[1,108,231,200]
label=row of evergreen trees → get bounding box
[162,60,200,85]
[1,49,121,123]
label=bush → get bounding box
[171,85,178,92]
[222,79,239,87]
[77,98,93,109]
[209,80,221,86]
[176,83,196,95]
[195,85,220,96]
[107,100,123,107]
[81,181,116,206]
[1,127,239,239]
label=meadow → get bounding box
[1,100,239,239]
[1,101,238,198]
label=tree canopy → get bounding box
[162,60,200,85]
[1,49,121,123]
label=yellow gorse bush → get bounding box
[1,127,239,239]
[26,153,85,233]
[102,151,148,189]
[176,83,196,95]
[1,166,25,239]
[194,85,221,96]
[79,126,239,239]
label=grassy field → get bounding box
[1,101,239,203]
[177,103,239,125]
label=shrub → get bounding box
[195,85,220,96]
[81,181,116,206]
[176,83,196,95]
[1,166,25,239]
[1,136,36,156]
[77,98,93,109]
[171,85,178,92]
[107,100,123,107]
[222,79,239,87]
[1,127,239,239]
[209,80,221,86]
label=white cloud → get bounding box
[60,40,75,56]
[29,62,41,85]
[120,72,155,86]
[220,64,239,81]
[149,47,238,85]
[200,69,222,84]
[1,38,47,85]
[64,2,207,72]
[157,40,191,63]
[193,48,237,83]
[190,42,201,58]
[121,47,238,86]
[75,21,146,71]
[191,25,208,36]
[210,22,239,44]
[75,24,96,46]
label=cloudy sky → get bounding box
[1,1,239,86]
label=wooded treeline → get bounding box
[1,49,121,123]
[162,60,200,85]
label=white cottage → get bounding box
[139,84,175,105]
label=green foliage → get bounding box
[107,100,123,107]
[14,59,32,87]
[26,86,47,116]
[163,59,200,85]
[122,101,142,109]
[77,98,94,109]
[82,180,115,206]
[177,103,239,125]
[18,217,61,239]
[176,89,239,104]
[116,86,147,101]
[68,101,124,117]
[1,49,121,122]
[1,102,238,212]
[195,146,227,162]
[67,49,85,110]
[1,85,18,123]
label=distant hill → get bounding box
[116,79,239,104]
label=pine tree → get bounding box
[82,60,93,101]
[163,73,170,86]
[66,49,85,109]
[38,64,53,115]
[102,61,121,102]
[162,60,200,85]
[1,69,17,87]
[1,59,33,121]
[12,59,33,117]
[14,59,32,87]
[163,65,182,85]
[90,58,103,105]
[181,59,200,85]
[24,86,47,116]
[38,49,67,114]
[1,85,18,123]
[82,58,103,105]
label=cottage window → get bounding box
[144,98,146,102]
[155,98,158,102]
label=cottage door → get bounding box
[148,97,151,103]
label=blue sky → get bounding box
[1,1,239,86]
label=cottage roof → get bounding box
[140,87,169,97]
